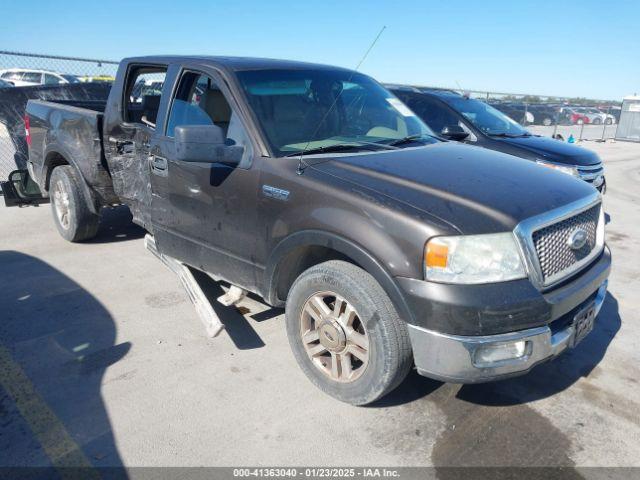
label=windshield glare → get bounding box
[446,97,528,136]
[236,69,436,156]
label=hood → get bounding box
[495,135,602,166]
[310,142,597,235]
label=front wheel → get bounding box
[285,260,412,405]
[50,166,100,242]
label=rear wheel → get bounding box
[50,166,100,242]
[285,260,412,405]
[592,117,602,125]
[542,117,552,126]
[605,118,613,125]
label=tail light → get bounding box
[24,114,31,147]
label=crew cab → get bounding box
[388,87,606,192]
[1,56,611,405]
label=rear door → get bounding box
[103,64,168,229]
[147,66,263,290]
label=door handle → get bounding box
[150,155,168,176]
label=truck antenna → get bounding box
[297,26,387,175]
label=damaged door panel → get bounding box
[103,64,168,230]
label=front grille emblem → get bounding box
[567,228,588,250]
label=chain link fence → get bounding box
[0,51,627,182]
[0,51,118,181]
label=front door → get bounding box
[149,69,262,291]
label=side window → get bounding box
[22,72,43,84]
[166,71,253,165]
[403,95,458,134]
[123,66,167,127]
[44,74,63,85]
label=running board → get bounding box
[144,234,224,337]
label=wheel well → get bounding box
[273,245,359,304]
[44,152,69,192]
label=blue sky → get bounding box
[2,0,638,100]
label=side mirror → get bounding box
[440,125,470,141]
[174,125,243,163]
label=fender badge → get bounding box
[262,185,290,201]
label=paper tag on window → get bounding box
[386,97,415,117]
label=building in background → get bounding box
[615,96,640,142]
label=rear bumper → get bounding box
[408,279,608,383]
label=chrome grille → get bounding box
[532,204,600,281]
[577,163,604,183]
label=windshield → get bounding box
[445,97,529,136]
[236,69,436,156]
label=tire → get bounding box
[592,117,602,125]
[50,165,100,242]
[576,118,584,125]
[605,118,613,125]
[543,117,552,126]
[285,260,412,405]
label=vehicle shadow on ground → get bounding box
[86,206,145,244]
[0,251,129,477]
[190,271,266,350]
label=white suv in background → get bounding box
[0,69,81,87]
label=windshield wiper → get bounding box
[285,142,396,157]
[386,133,439,147]
[488,132,531,138]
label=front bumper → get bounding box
[401,243,611,383]
[408,280,608,383]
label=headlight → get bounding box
[425,233,526,284]
[536,160,580,178]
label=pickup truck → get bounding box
[1,56,611,405]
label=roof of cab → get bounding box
[121,55,355,73]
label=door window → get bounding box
[166,71,253,165]
[44,74,64,85]
[123,66,167,127]
[398,94,459,135]
[21,72,43,84]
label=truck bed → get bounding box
[26,99,117,206]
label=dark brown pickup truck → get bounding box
[1,56,610,404]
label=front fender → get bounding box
[264,230,416,326]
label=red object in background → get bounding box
[24,114,31,146]
[571,113,590,124]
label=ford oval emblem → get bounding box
[568,228,588,250]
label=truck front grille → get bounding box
[532,204,600,281]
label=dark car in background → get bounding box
[389,86,606,192]
[527,104,559,126]
[489,102,534,125]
